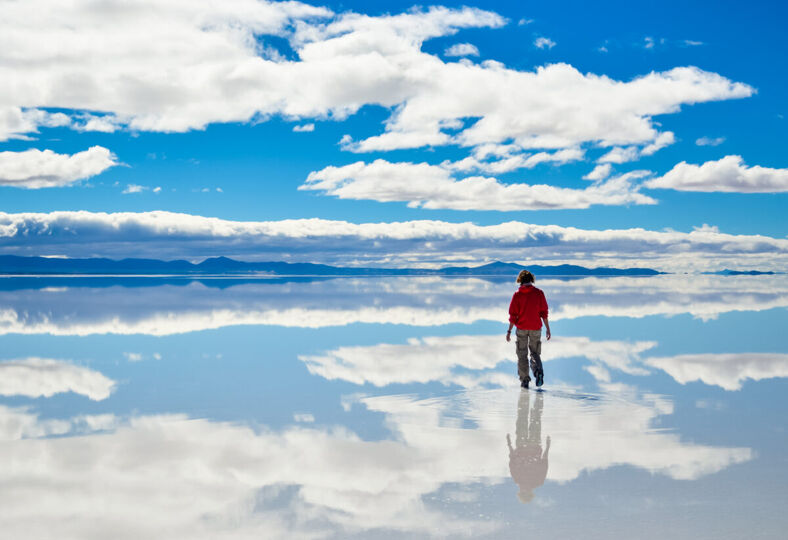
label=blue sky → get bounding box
[0,0,786,269]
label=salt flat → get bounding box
[0,276,786,539]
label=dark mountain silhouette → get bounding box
[0,255,662,277]
[710,269,777,276]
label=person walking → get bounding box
[506,270,551,388]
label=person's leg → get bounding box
[529,392,543,445]
[515,329,531,385]
[528,330,544,386]
[516,391,530,447]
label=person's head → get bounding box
[516,270,535,285]
[517,490,535,504]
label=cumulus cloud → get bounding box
[305,334,788,392]
[645,353,788,391]
[0,357,115,400]
[534,37,556,49]
[301,159,654,210]
[301,335,654,388]
[0,1,751,168]
[75,114,122,133]
[444,43,480,57]
[0,107,70,141]
[645,155,788,192]
[442,147,584,174]
[122,184,147,194]
[1,210,787,269]
[695,136,725,146]
[0,147,117,188]
[583,163,612,181]
[598,132,674,164]
[292,123,315,132]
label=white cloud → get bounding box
[645,353,788,391]
[444,43,480,57]
[1,210,787,269]
[598,133,674,164]
[442,147,584,174]
[583,164,612,181]
[300,332,788,394]
[301,159,655,210]
[0,383,751,538]
[0,358,115,400]
[153,186,162,193]
[695,136,725,146]
[122,184,147,194]
[641,131,675,156]
[646,155,788,192]
[598,146,640,164]
[0,146,117,189]
[518,18,534,26]
[534,37,556,49]
[0,1,752,168]
[293,123,315,132]
[75,114,121,133]
[2,275,787,336]
[0,107,70,141]
[683,40,704,46]
[301,335,654,388]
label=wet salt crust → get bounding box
[0,275,786,539]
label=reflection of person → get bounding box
[507,391,550,503]
[506,270,551,388]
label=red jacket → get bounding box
[509,285,548,330]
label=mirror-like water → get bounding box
[1,275,786,539]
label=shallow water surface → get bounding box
[0,275,786,538]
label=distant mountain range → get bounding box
[0,255,663,277]
[710,269,777,276]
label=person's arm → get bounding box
[507,294,518,342]
[540,291,551,340]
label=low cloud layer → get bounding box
[303,333,788,391]
[1,211,787,270]
[645,353,788,391]
[0,357,115,400]
[1,274,786,336]
[646,155,788,192]
[301,335,654,388]
[302,159,654,210]
[0,147,117,188]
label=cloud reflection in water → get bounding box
[0,274,787,335]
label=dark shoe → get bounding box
[535,370,544,387]
[521,378,529,389]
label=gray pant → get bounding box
[516,328,543,381]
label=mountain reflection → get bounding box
[508,391,550,503]
[1,275,787,335]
